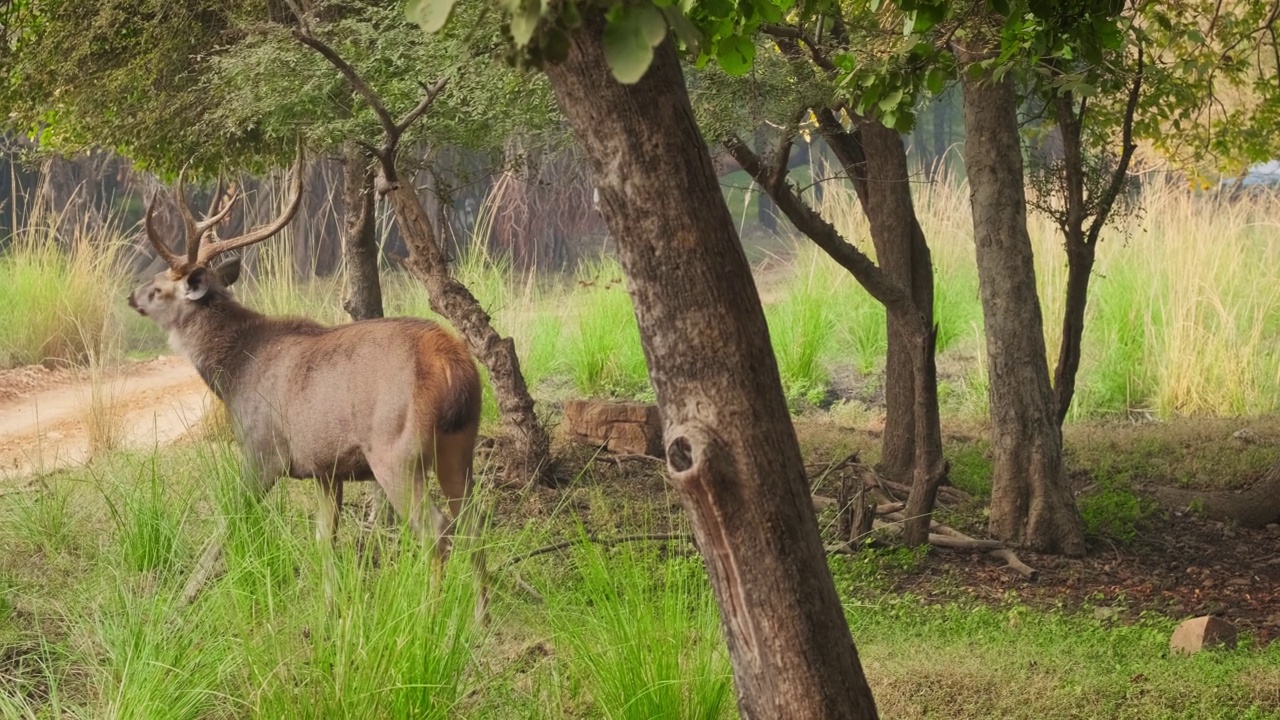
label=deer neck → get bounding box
[171,296,268,400]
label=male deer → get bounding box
[127,147,484,607]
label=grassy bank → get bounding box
[0,440,1276,719]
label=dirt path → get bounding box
[0,356,211,480]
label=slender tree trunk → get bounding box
[960,58,1086,555]
[341,141,384,322]
[544,16,878,719]
[1053,238,1094,425]
[862,123,934,482]
[379,175,552,484]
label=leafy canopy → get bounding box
[2,0,557,178]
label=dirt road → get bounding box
[0,356,211,480]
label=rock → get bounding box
[1266,523,1280,535]
[562,399,664,458]
[1231,428,1262,445]
[1169,616,1238,655]
[1093,606,1123,622]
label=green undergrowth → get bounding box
[0,439,1276,719]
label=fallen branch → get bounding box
[497,532,692,571]
[989,548,1038,580]
[878,514,1040,580]
[871,519,1004,550]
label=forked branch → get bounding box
[291,27,448,183]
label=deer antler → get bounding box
[175,168,238,267]
[144,192,186,272]
[194,139,306,267]
[142,140,306,274]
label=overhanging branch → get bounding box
[1086,44,1144,246]
[723,134,915,319]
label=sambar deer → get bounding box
[127,146,485,607]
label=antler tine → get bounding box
[197,139,306,266]
[143,191,186,271]
[175,165,238,267]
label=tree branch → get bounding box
[761,23,837,73]
[291,29,397,141]
[723,134,915,317]
[497,532,693,570]
[813,108,870,207]
[1086,44,1144,246]
[398,79,450,135]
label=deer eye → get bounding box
[148,289,159,300]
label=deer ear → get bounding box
[183,267,212,301]
[213,256,241,287]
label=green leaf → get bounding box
[756,1,782,23]
[405,0,457,34]
[509,2,541,46]
[661,5,703,54]
[878,88,903,112]
[634,2,669,46]
[715,34,755,75]
[603,13,654,83]
[926,66,948,95]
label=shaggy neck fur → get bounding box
[170,290,323,400]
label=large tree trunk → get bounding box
[544,17,879,720]
[960,59,1086,555]
[341,141,384,322]
[807,113,946,544]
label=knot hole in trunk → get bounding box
[667,436,694,472]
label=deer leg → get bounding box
[183,454,279,605]
[316,477,343,607]
[434,428,488,622]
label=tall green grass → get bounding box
[560,258,649,399]
[3,441,1279,718]
[0,219,128,368]
[541,531,734,720]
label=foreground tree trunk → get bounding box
[341,141,384,322]
[544,17,878,719]
[960,57,1086,555]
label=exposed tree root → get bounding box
[1150,459,1280,528]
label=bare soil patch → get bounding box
[0,355,210,479]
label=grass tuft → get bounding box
[543,529,734,720]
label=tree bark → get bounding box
[960,58,1086,555]
[543,16,878,720]
[861,123,936,483]
[341,141,384,322]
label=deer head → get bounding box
[128,144,304,331]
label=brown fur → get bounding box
[129,257,485,604]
